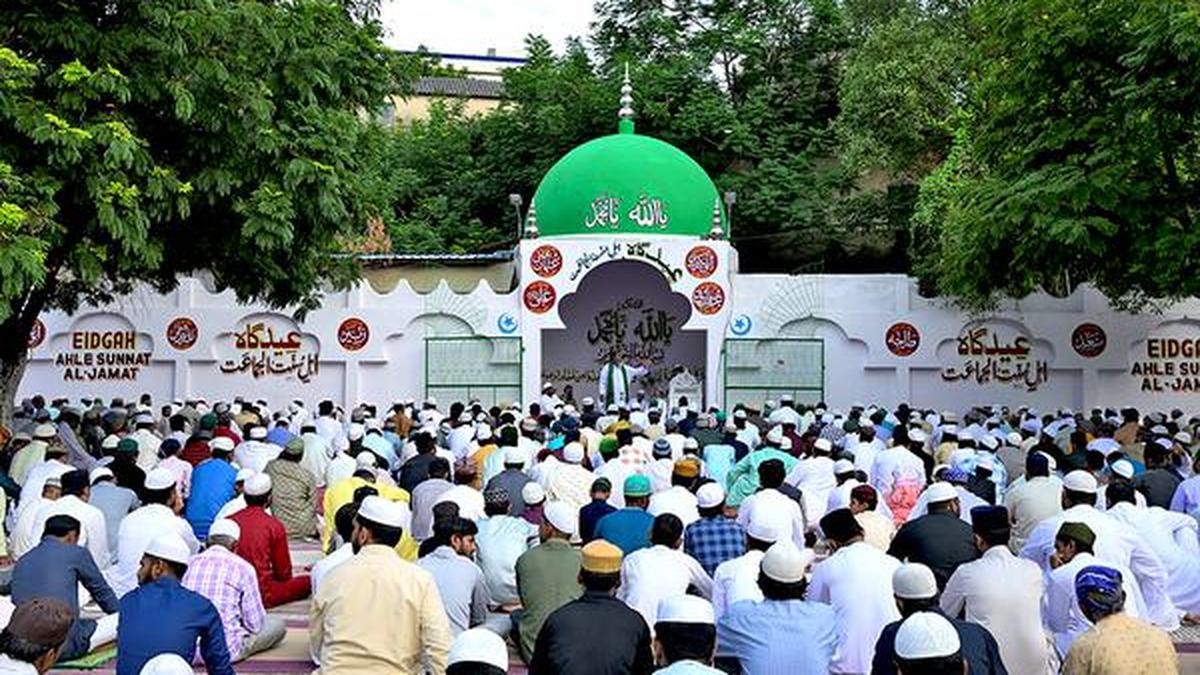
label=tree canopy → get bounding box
[0,0,415,417]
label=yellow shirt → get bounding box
[310,544,450,674]
[1063,613,1178,675]
[322,477,416,560]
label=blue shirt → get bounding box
[703,445,736,487]
[579,499,617,543]
[185,459,237,540]
[684,516,745,576]
[264,426,294,448]
[12,537,119,660]
[716,599,838,675]
[117,577,233,675]
[593,507,654,555]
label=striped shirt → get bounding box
[182,545,265,660]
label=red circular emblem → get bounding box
[337,317,370,351]
[685,246,719,279]
[27,319,46,349]
[885,322,921,357]
[523,281,557,314]
[529,245,563,278]
[166,317,199,350]
[1072,322,1107,358]
[691,282,726,315]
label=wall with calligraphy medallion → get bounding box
[21,261,1200,413]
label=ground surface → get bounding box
[46,539,1200,674]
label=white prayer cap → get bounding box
[248,425,268,440]
[733,409,748,420]
[139,653,193,675]
[356,452,377,469]
[504,447,527,465]
[656,595,715,625]
[780,393,795,403]
[477,425,493,441]
[581,397,595,406]
[683,437,699,451]
[457,411,473,423]
[765,426,784,445]
[144,468,177,491]
[101,434,121,450]
[696,483,725,509]
[543,382,554,391]
[348,423,365,441]
[924,482,958,504]
[979,435,999,450]
[1006,431,1023,447]
[760,541,814,583]
[908,428,929,444]
[448,628,508,671]
[1176,431,1194,445]
[956,430,974,442]
[209,519,241,541]
[235,468,255,483]
[133,412,154,426]
[607,404,619,413]
[32,423,57,439]
[724,421,738,433]
[1111,459,1134,480]
[977,456,994,472]
[893,563,938,600]
[424,396,438,407]
[358,495,407,528]
[814,438,833,453]
[895,612,961,660]
[1063,470,1099,494]
[244,473,272,496]
[89,467,114,484]
[563,442,585,464]
[1151,424,1170,435]
[745,513,784,543]
[211,436,235,452]
[779,437,793,452]
[522,482,546,505]
[942,423,958,434]
[543,501,577,536]
[144,533,191,565]
[833,459,855,475]
[1155,437,1174,451]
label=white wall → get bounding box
[17,238,1200,414]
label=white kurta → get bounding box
[109,504,199,597]
[38,495,110,568]
[618,544,712,632]
[786,456,836,527]
[807,541,901,674]
[11,498,53,559]
[17,459,72,516]
[850,441,883,481]
[300,432,333,486]
[711,550,765,618]
[1021,503,1177,629]
[1107,502,1200,613]
[1044,551,1104,657]
[869,447,927,501]
[647,486,700,527]
[735,489,806,549]
[597,363,647,407]
[905,485,987,524]
[942,546,1051,675]
[234,440,282,474]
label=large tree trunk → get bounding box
[0,293,42,429]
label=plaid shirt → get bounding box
[182,545,265,660]
[684,515,746,576]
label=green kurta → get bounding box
[515,538,582,662]
[263,456,317,539]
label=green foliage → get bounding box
[0,0,413,344]
[912,0,1200,308]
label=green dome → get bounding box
[529,130,725,238]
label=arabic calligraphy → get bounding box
[1071,323,1107,358]
[523,281,557,314]
[885,322,920,357]
[691,282,726,315]
[627,194,670,229]
[584,196,621,229]
[569,241,683,283]
[166,317,198,351]
[941,326,1049,391]
[219,321,319,383]
[28,319,46,349]
[584,297,679,368]
[337,318,370,352]
[529,245,563,278]
[583,194,671,231]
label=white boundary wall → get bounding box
[17,234,1200,413]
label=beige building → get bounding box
[386,51,524,124]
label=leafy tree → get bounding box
[912,0,1200,308]
[0,0,411,422]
